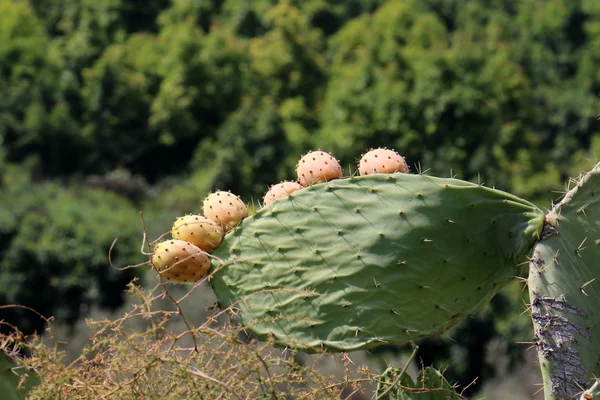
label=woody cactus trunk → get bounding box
[208,164,600,399]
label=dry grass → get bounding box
[4,277,386,400]
[0,272,546,400]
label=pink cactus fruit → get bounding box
[358,148,409,176]
[172,214,224,252]
[151,239,211,283]
[202,191,248,232]
[296,150,343,186]
[263,181,304,206]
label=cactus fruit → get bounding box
[202,191,248,232]
[358,148,409,175]
[296,150,343,186]
[263,181,304,206]
[151,239,211,283]
[210,173,544,352]
[172,214,224,252]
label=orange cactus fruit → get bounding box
[151,239,211,283]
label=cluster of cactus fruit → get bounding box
[140,148,600,400]
[150,148,408,283]
[150,192,248,282]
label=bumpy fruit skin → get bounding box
[151,239,210,283]
[358,148,409,175]
[263,181,304,206]
[296,150,343,186]
[203,191,248,232]
[172,214,224,252]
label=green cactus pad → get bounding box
[528,163,600,399]
[0,353,40,400]
[210,173,544,352]
[376,366,463,399]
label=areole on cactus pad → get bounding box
[209,172,545,352]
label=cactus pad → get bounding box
[0,353,40,400]
[210,173,544,352]
[528,163,600,398]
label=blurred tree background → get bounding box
[1,0,599,397]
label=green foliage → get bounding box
[3,0,599,197]
[319,0,600,201]
[0,0,81,176]
[0,164,144,335]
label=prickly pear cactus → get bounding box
[210,173,544,352]
[528,163,600,399]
